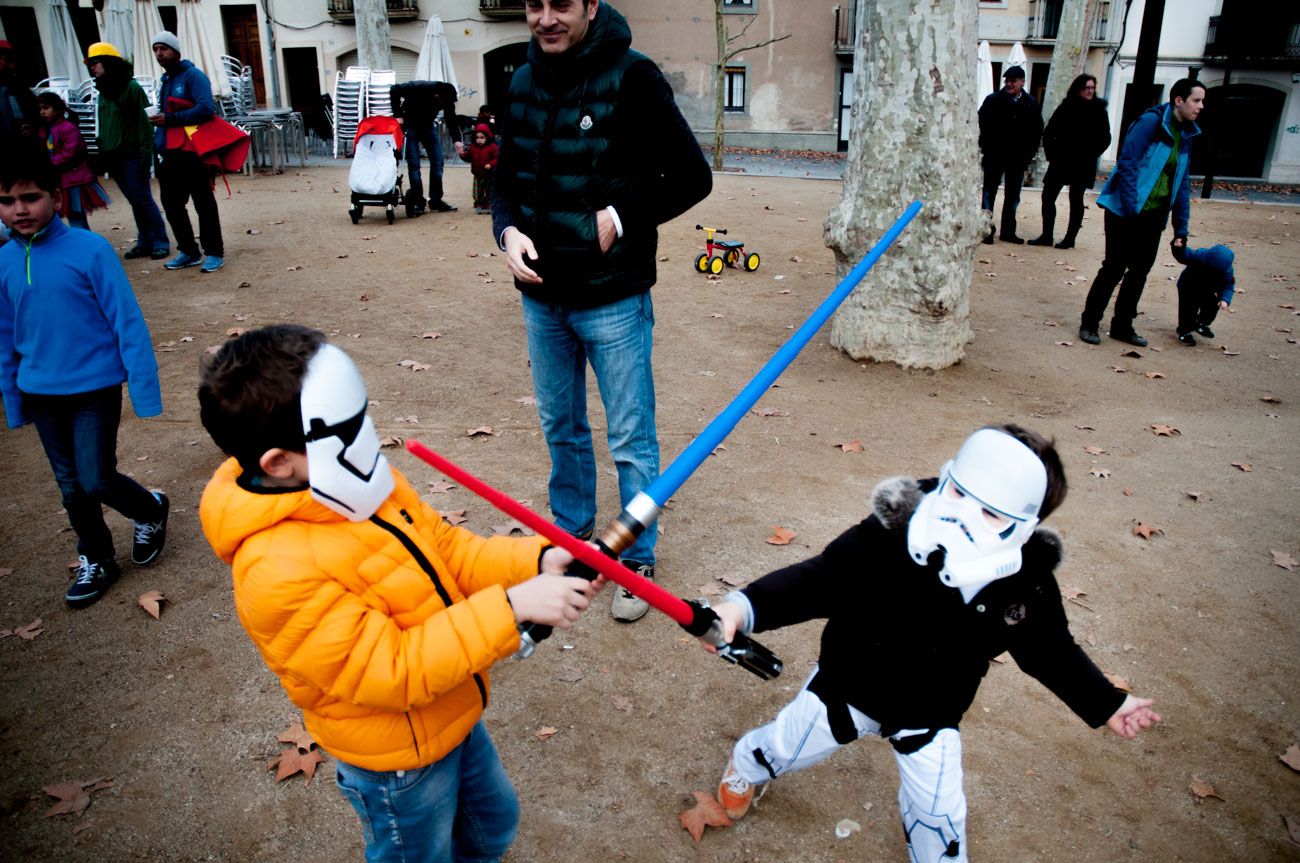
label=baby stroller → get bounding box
[348,115,413,224]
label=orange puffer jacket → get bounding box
[200,458,548,771]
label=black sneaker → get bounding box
[611,561,653,622]
[132,492,169,566]
[66,555,121,608]
[123,247,149,260]
[1196,324,1215,338]
[1079,326,1101,345]
[1027,235,1054,247]
[1054,236,1076,250]
[1109,329,1148,347]
[1178,332,1196,346]
[999,234,1026,244]
[428,200,458,212]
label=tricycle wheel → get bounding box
[349,207,360,224]
[726,249,741,268]
[694,252,709,273]
[744,252,761,272]
[708,255,724,275]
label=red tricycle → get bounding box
[694,225,761,275]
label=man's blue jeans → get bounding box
[521,292,659,564]
[404,122,445,206]
[107,155,169,254]
[334,722,519,863]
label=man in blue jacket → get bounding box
[149,31,225,273]
[1078,78,1205,347]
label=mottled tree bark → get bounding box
[825,0,982,369]
[354,0,392,71]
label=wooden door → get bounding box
[220,4,265,107]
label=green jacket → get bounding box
[97,79,154,164]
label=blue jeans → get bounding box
[334,722,519,863]
[108,155,169,253]
[26,385,163,561]
[404,122,445,205]
[521,292,659,564]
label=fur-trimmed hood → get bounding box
[870,475,1064,566]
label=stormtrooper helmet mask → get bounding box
[300,343,393,521]
[906,429,1048,590]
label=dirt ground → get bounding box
[1,166,1297,863]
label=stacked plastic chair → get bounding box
[332,67,368,158]
[366,69,396,117]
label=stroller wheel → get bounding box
[387,207,395,225]
[349,207,360,225]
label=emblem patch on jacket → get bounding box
[579,115,593,131]
[1003,603,1027,625]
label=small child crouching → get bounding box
[1172,241,1235,346]
[197,325,602,862]
[700,425,1159,862]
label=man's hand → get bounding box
[503,227,543,284]
[595,208,617,254]
[698,600,745,654]
[1104,694,1161,739]
[1172,236,1186,250]
[149,113,166,127]
[506,573,597,629]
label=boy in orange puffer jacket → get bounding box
[198,325,602,863]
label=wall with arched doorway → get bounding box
[1191,80,1288,180]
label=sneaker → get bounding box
[428,200,458,212]
[1078,326,1101,345]
[1109,329,1148,347]
[1027,235,1053,247]
[718,756,758,820]
[200,255,224,273]
[123,246,149,260]
[1196,324,1215,338]
[164,251,202,270]
[65,555,121,608]
[982,227,996,245]
[1178,332,1196,346]
[611,561,653,622]
[999,233,1026,244]
[132,492,169,566]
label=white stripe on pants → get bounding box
[732,678,968,862]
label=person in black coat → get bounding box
[1030,74,1112,250]
[978,66,1043,244]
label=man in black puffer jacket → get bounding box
[978,66,1042,244]
[492,0,711,623]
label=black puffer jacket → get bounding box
[978,88,1043,169]
[740,476,1125,737]
[1043,95,1111,188]
[491,2,710,308]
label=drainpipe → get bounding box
[264,0,283,108]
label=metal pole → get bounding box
[1117,0,1166,154]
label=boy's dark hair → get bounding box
[1170,78,1205,104]
[987,423,1067,519]
[0,136,59,194]
[198,325,325,473]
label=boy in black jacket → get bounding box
[701,425,1159,862]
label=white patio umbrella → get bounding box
[977,40,993,101]
[100,0,134,65]
[133,0,164,75]
[46,0,86,80]
[1007,41,1027,73]
[415,16,458,89]
[177,0,231,98]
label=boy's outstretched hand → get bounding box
[506,546,606,629]
[1105,695,1161,739]
[697,600,745,654]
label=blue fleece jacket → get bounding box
[0,216,162,428]
[1178,244,1236,306]
[154,59,217,153]
[1097,103,1200,237]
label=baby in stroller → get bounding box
[348,115,411,224]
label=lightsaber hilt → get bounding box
[682,599,783,681]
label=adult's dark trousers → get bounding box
[981,160,1024,236]
[157,150,223,257]
[1040,164,1086,242]
[26,385,164,562]
[106,154,169,254]
[1177,282,1222,335]
[1080,208,1167,334]
[404,122,446,206]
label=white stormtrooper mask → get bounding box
[300,343,394,521]
[907,429,1048,598]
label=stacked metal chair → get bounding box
[366,69,396,117]
[331,67,368,158]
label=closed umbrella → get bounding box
[1007,41,1027,72]
[177,0,231,98]
[133,0,164,76]
[414,16,458,89]
[977,40,993,101]
[47,0,86,80]
[101,0,134,66]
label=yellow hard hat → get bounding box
[86,42,123,61]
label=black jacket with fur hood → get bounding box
[740,477,1125,737]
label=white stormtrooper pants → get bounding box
[732,680,968,862]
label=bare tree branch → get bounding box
[725,33,792,62]
[726,15,760,44]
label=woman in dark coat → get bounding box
[1030,73,1111,250]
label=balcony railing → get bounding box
[1027,0,1113,44]
[833,1,858,54]
[327,0,418,21]
[1204,12,1300,67]
[480,0,526,19]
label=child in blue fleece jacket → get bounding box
[0,137,170,608]
[1172,242,1236,346]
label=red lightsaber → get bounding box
[405,440,781,679]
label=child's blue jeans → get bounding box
[334,721,519,863]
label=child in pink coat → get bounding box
[38,92,109,230]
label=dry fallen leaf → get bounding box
[137,590,165,620]
[42,777,113,819]
[0,567,12,578]
[1103,672,1133,692]
[514,395,537,406]
[420,331,442,340]
[1272,551,1298,573]
[467,426,496,438]
[1121,349,1143,358]
[1082,445,1107,455]
[1089,468,1111,479]
[1151,423,1181,437]
[491,519,534,536]
[1260,395,1281,404]
[1285,815,1300,847]
[443,510,468,526]
[1132,522,1163,540]
[427,480,456,494]
[765,526,797,546]
[534,726,558,742]
[1189,777,1223,802]
[1055,340,1074,347]
[838,439,864,453]
[14,617,44,640]
[1144,371,1165,380]
[378,436,403,448]
[225,327,247,338]
[277,721,316,753]
[1280,744,1300,772]
[267,747,325,784]
[1231,461,1253,472]
[679,790,734,844]
[556,667,584,683]
[611,694,635,712]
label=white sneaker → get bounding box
[610,561,653,622]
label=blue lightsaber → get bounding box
[594,200,924,554]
